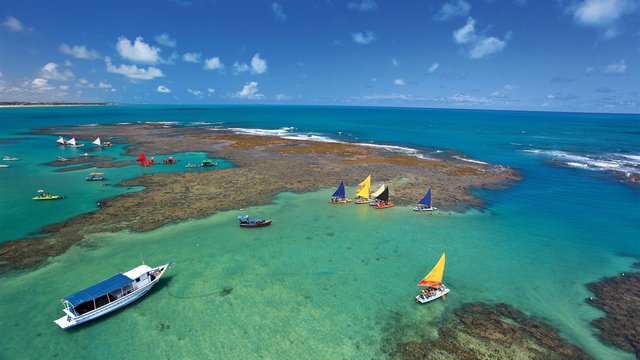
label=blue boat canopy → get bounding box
[64,273,132,307]
[332,181,346,198]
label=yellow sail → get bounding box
[417,253,446,288]
[355,175,371,198]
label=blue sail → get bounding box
[332,181,346,198]
[418,188,432,207]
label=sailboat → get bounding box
[373,186,395,209]
[136,152,156,166]
[414,187,437,211]
[354,175,372,204]
[368,183,386,205]
[415,253,450,304]
[57,136,67,145]
[329,181,352,204]
[67,138,84,148]
[93,137,112,147]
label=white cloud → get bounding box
[453,17,508,59]
[59,85,69,90]
[275,93,292,101]
[435,0,471,21]
[187,89,202,97]
[233,81,264,99]
[569,0,638,39]
[348,0,377,11]
[98,81,112,89]
[394,78,406,86]
[428,63,440,73]
[587,60,628,75]
[3,16,31,33]
[204,57,224,71]
[59,44,100,60]
[116,36,161,64]
[503,84,514,90]
[469,37,506,59]
[39,63,74,81]
[154,33,177,47]
[272,2,286,22]
[183,52,202,63]
[233,62,250,73]
[31,78,54,92]
[392,58,399,67]
[105,57,164,80]
[352,31,376,44]
[251,53,268,74]
[208,88,215,94]
[157,85,171,93]
[453,17,477,44]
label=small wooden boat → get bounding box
[85,172,105,181]
[163,156,177,164]
[368,184,386,205]
[329,181,352,204]
[185,163,200,168]
[414,188,437,212]
[238,215,272,228]
[416,253,450,304]
[67,137,84,148]
[33,194,64,200]
[354,175,373,204]
[136,152,156,166]
[373,186,394,209]
[54,262,170,329]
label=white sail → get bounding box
[92,137,101,146]
[370,184,386,198]
[57,136,66,145]
[68,138,77,146]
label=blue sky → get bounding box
[1,0,638,113]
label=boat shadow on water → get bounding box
[62,275,174,333]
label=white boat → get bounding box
[414,187,437,211]
[54,262,170,329]
[0,164,9,168]
[57,136,67,145]
[415,253,450,304]
[2,156,18,161]
[67,137,84,148]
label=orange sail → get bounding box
[417,253,446,288]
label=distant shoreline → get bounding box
[0,102,117,108]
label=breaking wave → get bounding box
[523,149,640,178]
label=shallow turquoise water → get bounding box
[0,105,638,359]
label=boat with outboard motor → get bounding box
[238,215,272,228]
[54,262,170,329]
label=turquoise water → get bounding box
[0,105,638,359]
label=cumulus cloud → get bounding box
[272,2,286,22]
[435,0,471,21]
[251,53,268,74]
[154,33,177,47]
[208,88,215,94]
[39,63,74,81]
[233,81,264,99]
[569,0,638,39]
[59,44,100,60]
[105,57,164,80]
[204,57,224,71]
[348,0,377,11]
[275,93,292,101]
[233,62,250,74]
[31,78,55,92]
[183,52,202,63]
[428,63,440,73]
[116,36,161,64]
[453,17,508,59]
[187,89,202,97]
[157,85,171,93]
[98,81,112,89]
[352,31,376,44]
[587,60,628,75]
[394,78,406,86]
[3,16,31,33]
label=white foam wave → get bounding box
[224,127,297,137]
[145,121,178,125]
[116,122,132,125]
[453,156,488,165]
[524,148,640,177]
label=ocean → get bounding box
[0,105,638,359]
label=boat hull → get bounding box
[415,288,451,304]
[354,198,371,204]
[54,263,169,329]
[413,206,437,211]
[329,199,352,204]
[375,203,395,209]
[239,220,272,228]
[33,195,63,200]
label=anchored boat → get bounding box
[85,172,105,181]
[32,189,63,200]
[414,187,437,211]
[329,181,352,203]
[238,215,272,228]
[54,262,170,329]
[373,186,394,209]
[416,253,450,304]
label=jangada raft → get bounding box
[416,253,450,304]
[354,175,373,204]
[329,181,352,204]
[414,187,437,212]
[238,215,272,228]
[54,262,170,329]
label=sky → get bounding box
[0,0,638,113]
